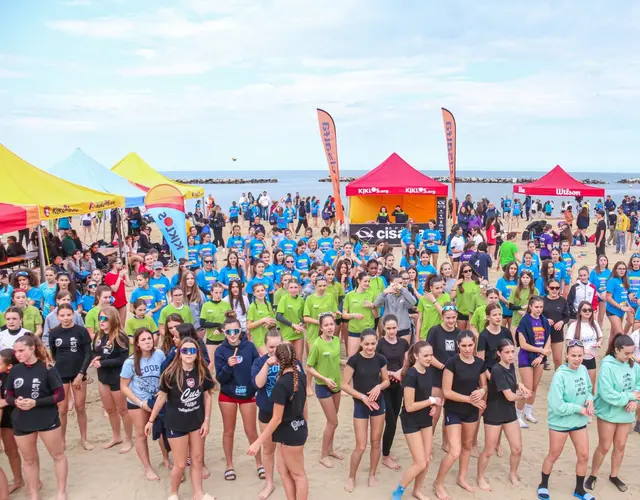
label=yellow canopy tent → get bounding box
[111,153,204,200]
[0,144,125,224]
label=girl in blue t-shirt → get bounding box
[626,254,640,311]
[589,254,610,328]
[199,233,218,268]
[422,220,441,268]
[294,242,312,277]
[39,267,58,316]
[47,272,83,313]
[400,243,418,270]
[187,235,201,270]
[496,261,518,327]
[415,251,437,291]
[605,261,631,335]
[518,251,540,280]
[550,249,569,295]
[219,252,246,294]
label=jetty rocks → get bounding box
[319,176,606,184]
[619,178,640,184]
[176,178,278,184]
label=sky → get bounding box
[0,0,639,174]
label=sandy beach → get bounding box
[4,216,640,500]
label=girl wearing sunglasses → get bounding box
[120,327,166,481]
[537,340,594,500]
[49,304,92,451]
[543,279,571,370]
[516,296,552,429]
[145,337,215,500]
[90,305,133,454]
[584,334,640,494]
[215,313,263,482]
[565,301,603,388]
[83,285,112,339]
[80,279,98,319]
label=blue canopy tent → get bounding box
[49,148,146,208]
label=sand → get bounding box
[5,215,640,500]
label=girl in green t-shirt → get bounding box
[200,283,231,362]
[125,299,158,352]
[469,288,500,337]
[416,276,450,340]
[307,313,342,468]
[455,263,480,329]
[246,283,276,354]
[273,273,292,308]
[342,273,376,357]
[276,280,305,359]
[508,270,536,332]
[12,289,43,337]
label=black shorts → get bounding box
[0,407,13,429]
[552,425,587,433]
[205,338,223,345]
[61,374,86,384]
[99,380,120,392]
[550,329,565,344]
[166,426,201,439]
[127,402,141,411]
[272,419,308,447]
[444,409,479,426]
[258,409,273,425]
[14,416,61,437]
[457,313,469,321]
[484,415,517,426]
[582,357,597,370]
[397,328,411,338]
[401,415,432,434]
[229,217,238,224]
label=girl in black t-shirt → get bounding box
[89,305,133,454]
[434,330,487,500]
[477,339,531,491]
[392,341,442,500]
[341,329,390,493]
[477,303,514,371]
[377,314,409,472]
[249,343,308,500]
[0,348,22,494]
[6,334,68,500]
[145,337,215,500]
[49,304,92,451]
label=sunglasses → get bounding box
[285,260,294,264]
[442,305,457,312]
[15,271,28,277]
[462,269,472,274]
[549,286,560,291]
[204,260,213,263]
[567,339,584,347]
[87,284,97,289]
[581,308,593,313]
[225,329,241,336]
[180,347,198,355]
[99,315,108,322]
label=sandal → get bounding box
[537,486,550,500]
[224,469,236,481]
[257,466,266,480]
[573,493,595,500]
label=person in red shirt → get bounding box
[104,256,131,325]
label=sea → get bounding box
[162,169,639,216]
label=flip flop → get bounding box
[224,469,236,481]
[573,493,595,500]
[537,486,550,500]
[257,466,266,480]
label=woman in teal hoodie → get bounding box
[585,333,640,493]
[537,340,594,500]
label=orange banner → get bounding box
[441,107,457,224]
[317,108,345,223]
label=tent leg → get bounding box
[37,225,46,281]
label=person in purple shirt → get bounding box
[539,224,554,261]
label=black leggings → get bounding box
[382,383,403,457]
[295,219,309,234]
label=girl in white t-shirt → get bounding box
[565,300,603,387]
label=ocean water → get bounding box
[162,169,638,216]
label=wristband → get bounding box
[429,396,436,405]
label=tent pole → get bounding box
[37,225,46,281]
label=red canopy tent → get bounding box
[346,153,448,196]
[513,165,605,198]
[0,203,40,234]
[346,153,447,223]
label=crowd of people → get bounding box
[0,190,639,500]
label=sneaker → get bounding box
[543,360,551,371]
[525,412,539,424]
[518,416,529,429]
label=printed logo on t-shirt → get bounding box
[31,377,41,399]
[236,356,243,364]
[533,325,545,346]
[445,340,455,351]
[55,338,63,347]
[13,378,23,389]
[186,378,195,388]
[70,337,77,353]
[291,419,305,431]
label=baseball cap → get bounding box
[152,261,164,270]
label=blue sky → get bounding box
[0,0,639,173]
